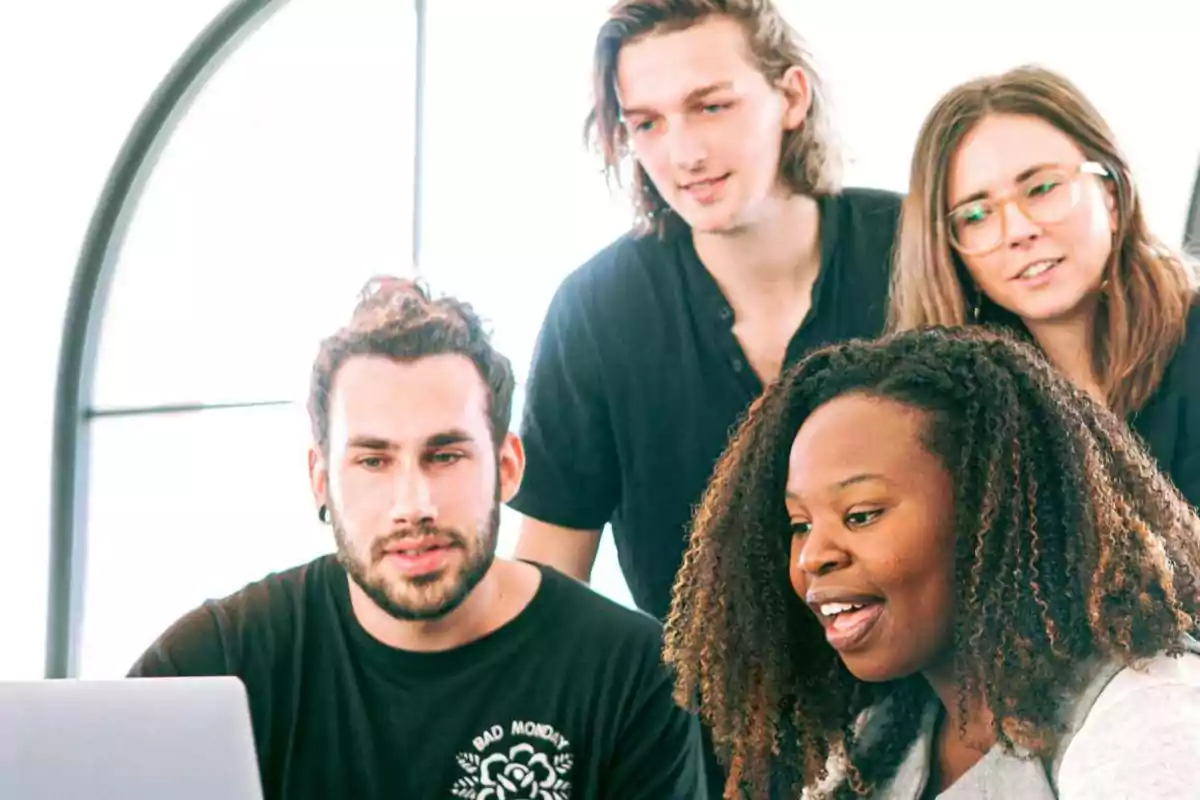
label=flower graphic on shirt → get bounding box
[452,738,573,800]
[480,743,559,799]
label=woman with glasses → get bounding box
[888,65,1200,506]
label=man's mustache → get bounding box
[370,523,465,560]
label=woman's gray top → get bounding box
[815,641,1200,799]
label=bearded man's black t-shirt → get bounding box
[128,556,706,800]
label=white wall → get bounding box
[796,1,1200,237]
[1,0,234,679]
[2,0,1196,678]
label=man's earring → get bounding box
[318,504,329,524]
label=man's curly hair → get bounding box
[307,275,515,455]
[663,325,1200,799]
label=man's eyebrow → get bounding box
[621,81,735,118]
[346,435,397,450]
[426,429,475,448]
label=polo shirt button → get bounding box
[718,307,732,321]
[732,358,744,372]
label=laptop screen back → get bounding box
[0,676,263,800]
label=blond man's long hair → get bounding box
[585,0,842,237]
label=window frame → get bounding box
[45,0,428,678]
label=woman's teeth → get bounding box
[821,601,864,616]
[1020,258,1060,279]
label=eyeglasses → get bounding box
[946,161,1109,256]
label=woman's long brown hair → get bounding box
[887,64,1196,417]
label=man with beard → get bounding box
[127,278,706,800]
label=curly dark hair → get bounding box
[307,275,515,455]
[663,325,1200,799]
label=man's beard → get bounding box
[332,500,500,623]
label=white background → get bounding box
[2,0,1197,678]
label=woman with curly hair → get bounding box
[887,65,1200,507]
[664,326,1200,799]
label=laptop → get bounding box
[0,676,263,800]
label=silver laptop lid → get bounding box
[0,676,263,800]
